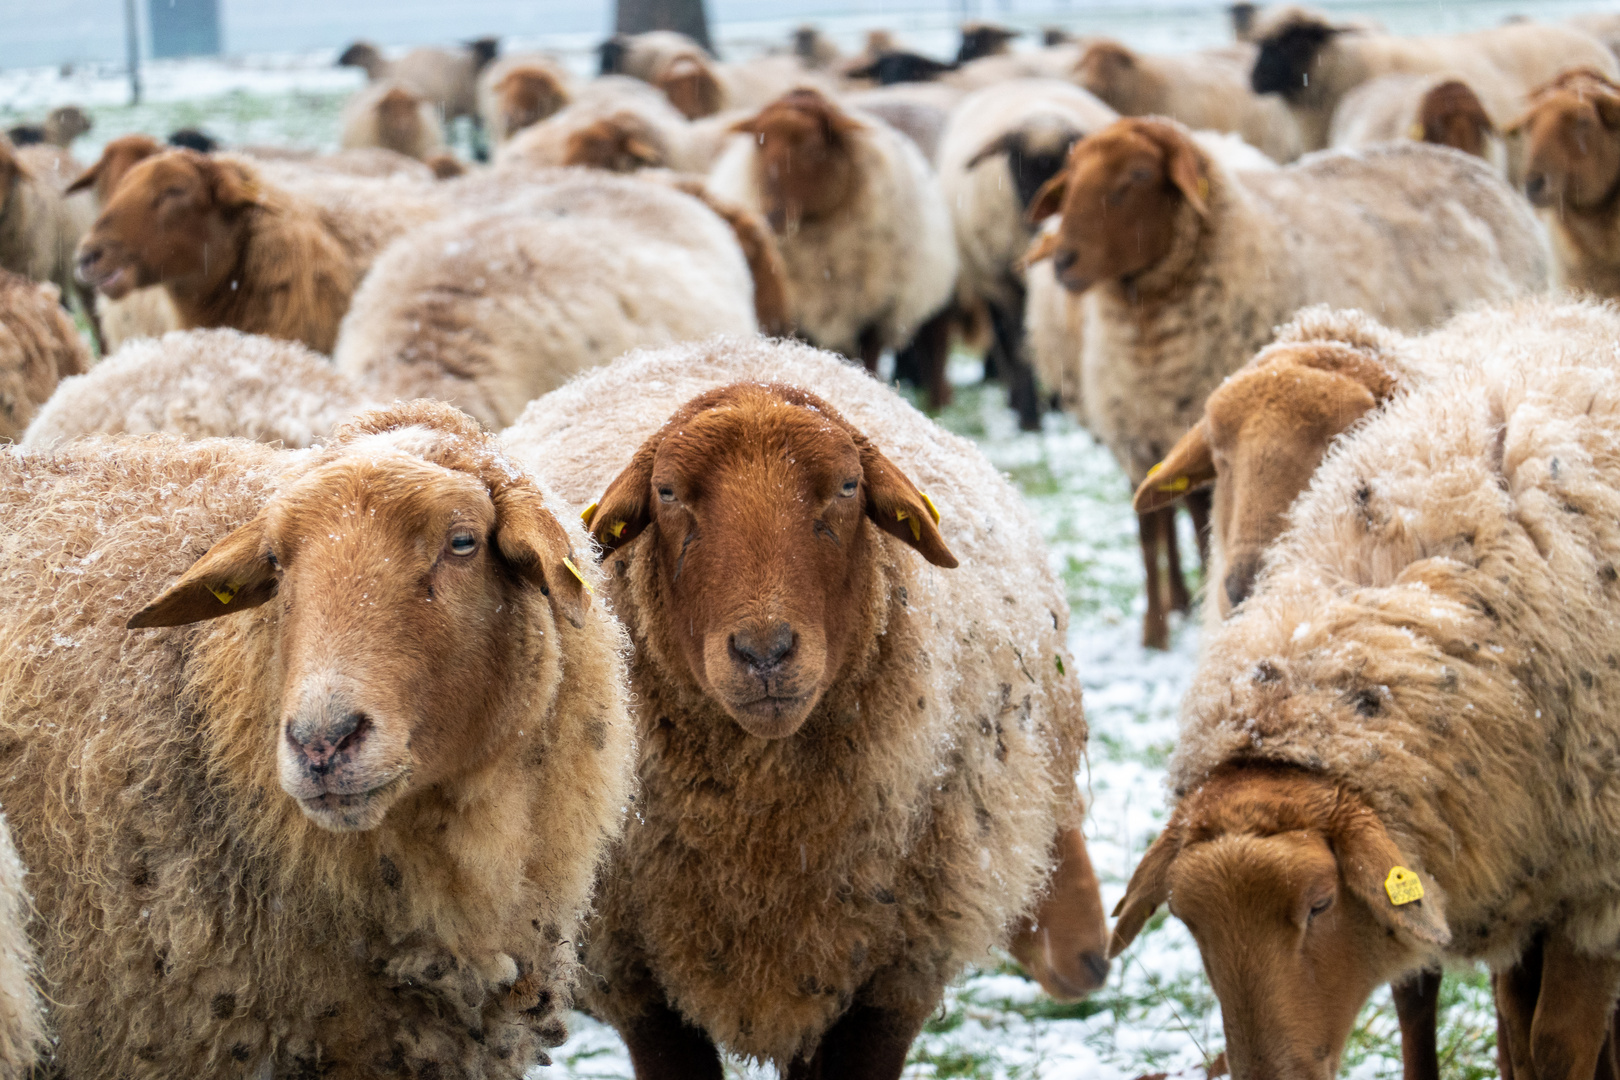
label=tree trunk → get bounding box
[615,0,713,53]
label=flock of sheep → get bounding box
[2,2,1620,1077]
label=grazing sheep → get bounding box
[1075,39,1304,162]
[4,105,91,151]
[1026,117,1548,648]
[495,78,697,173]
[840,82,966,163]
[334,174,758,429]
[477,54,574,145]
[0,270,90,442]
[340,80,448,163]
[502,336,1102,1076]
[337,37,500,122]
[1249,8,1619,151]
[708,89,958,408]
[22,328,368,448]
[1331,73,1502,168]
[0,136,94,317]
[0,399,631,1077]
[1110,296,1620,1080]
[74,150,445,353]
[938,79,1116,427]
[1512,68,1620,299]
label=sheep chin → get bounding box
[292,770,411,833]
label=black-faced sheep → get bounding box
[22,328,368,449]
[1026,117,1548,648]
[333,174,760,429]
[502,336,1104,1078]
[0,399,631,1077]
[4,105,91,150]
[0,269,89,443]
[708,89,958,408]
[1111,296,1620,1080]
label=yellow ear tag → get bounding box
[1157,474,1191,494]
[1197,177,1210,202]
[920,492,941,526]
[209,583,238,606]
[1407,122,1424,141]
[581,502,599,527]
[895,508,921,542]
[562,556,595,594]
[607,520,626,539]
[1146,461,1164,479]
[1384,866,1424,906]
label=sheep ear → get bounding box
[1133,421,1216,514]
[1110,820,1183,958]
[127,515,278,629]
[203,156,262,211]
[587,441,657,556]
[965,131,1018,171]
[1026,169,1068,224]
[64,159,101,195]
[858,440,957,569]
[493,486,590,630]
[1163,134,1209,217]
[1596,92,1620,131]
[1023,229,1062,267]
[1332,798,1451,948]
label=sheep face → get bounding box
[74,150,258,301]
[588,383,956,739]
[562,115,665,172]
[65,133,164,204]
[337,40,384,78]
[127,423,588,832]
[1133,343,1390,612]
[495,67,570,137]
[1112,767,1449,1080]
[1250,19,1338,98]
[1514,71,1620,211]
[1073,40,1139,108]
[656,56,723,120]
[1417,80,1493,160]
[376,86,430,156]
[966,120,1087,213]
[1025,119,1208,294]
[733,90,865,232]
[0,139,22,218]
[957,23,1019,64]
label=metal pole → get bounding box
[125,0,142,105]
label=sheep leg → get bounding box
[986,294,1040,432]
[1164,506,1191,615]
[620,999,723,1080]
[1139,510,1170,651]
[1498,936,1546,1080]
[1530,930,1620,1080]
[904,305,955,412]
[858,326,884,375]
[1390,969,1441,1080]
[788,1002,926,1080]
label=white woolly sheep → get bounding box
[840,82,966,163]
[0,269,89,443]
[1330,73,1503,170]
[1027,118,1548,648]
[937,78,1116,427]
[0,399,632,1077]
[1111,296,1620,1080]
[333,173,758,429]
[502,335,1103,1074]
[340,80,448,164]
[337,38,499,122]
[22,328,369,449]
[708,89,958,406]
[494,77,698,173]
[477,54,575,145]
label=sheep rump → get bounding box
[503,336,1087,1065]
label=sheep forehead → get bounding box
[658,399,856,490]
[1170,832,1335,929]
[273,448,491,541]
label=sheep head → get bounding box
[1008,825,1111,1000]
[733,89,865,233]
[587,382,956,739]
[562,114,666,172]
[966,115,1088,212]
[44,105,91,148]
[1512,68,1620,212]
[375,85,432,157]
[336,40,385,78]
[1025,117,1208,294]
[1133,331,1397,612]
[1112,765,1449,1080]
[495,66,571,138]
[1250,9,1344,99]
[656,55,724,120]
[1416,79,1494,160]
[74,149,260,301]
[65,133,165,204]
[1073,39,1139,107]
[957,22,1020,64]
[127,402,589,832]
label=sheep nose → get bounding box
[285,708,369,775]
[1052,249,1077,275]
[73,246,102,283]
[1524,173,1548,204]
[730,621,796,674]
[1081,950,1109,985]
[1224,561,1258,610]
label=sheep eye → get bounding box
[265,550,279,569]
[1308,896,1333,920]
[449,531,478,556]
[658,487,676,504]
[839,478,858,498]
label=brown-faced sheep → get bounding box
[333,174,758,429]
[0,136,95,321]
[340,80,448,163]
[22,328,368,449]
[0,269,89,442]
[1512,68,1620,299]
[477,54,574,145]
[708,89,958,408]
[1025,117,1548,648]
[1330,73,1502,169]
[1075,39,1304,163]
[73,150,444,354]
[1110,296,1620,1080]
[494,78,697,173]
[1249,7,1618,151]
[0,399,632,1077]
[337,37,499,122]
[501,336,1103,1077]
[938,78,1116,427]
